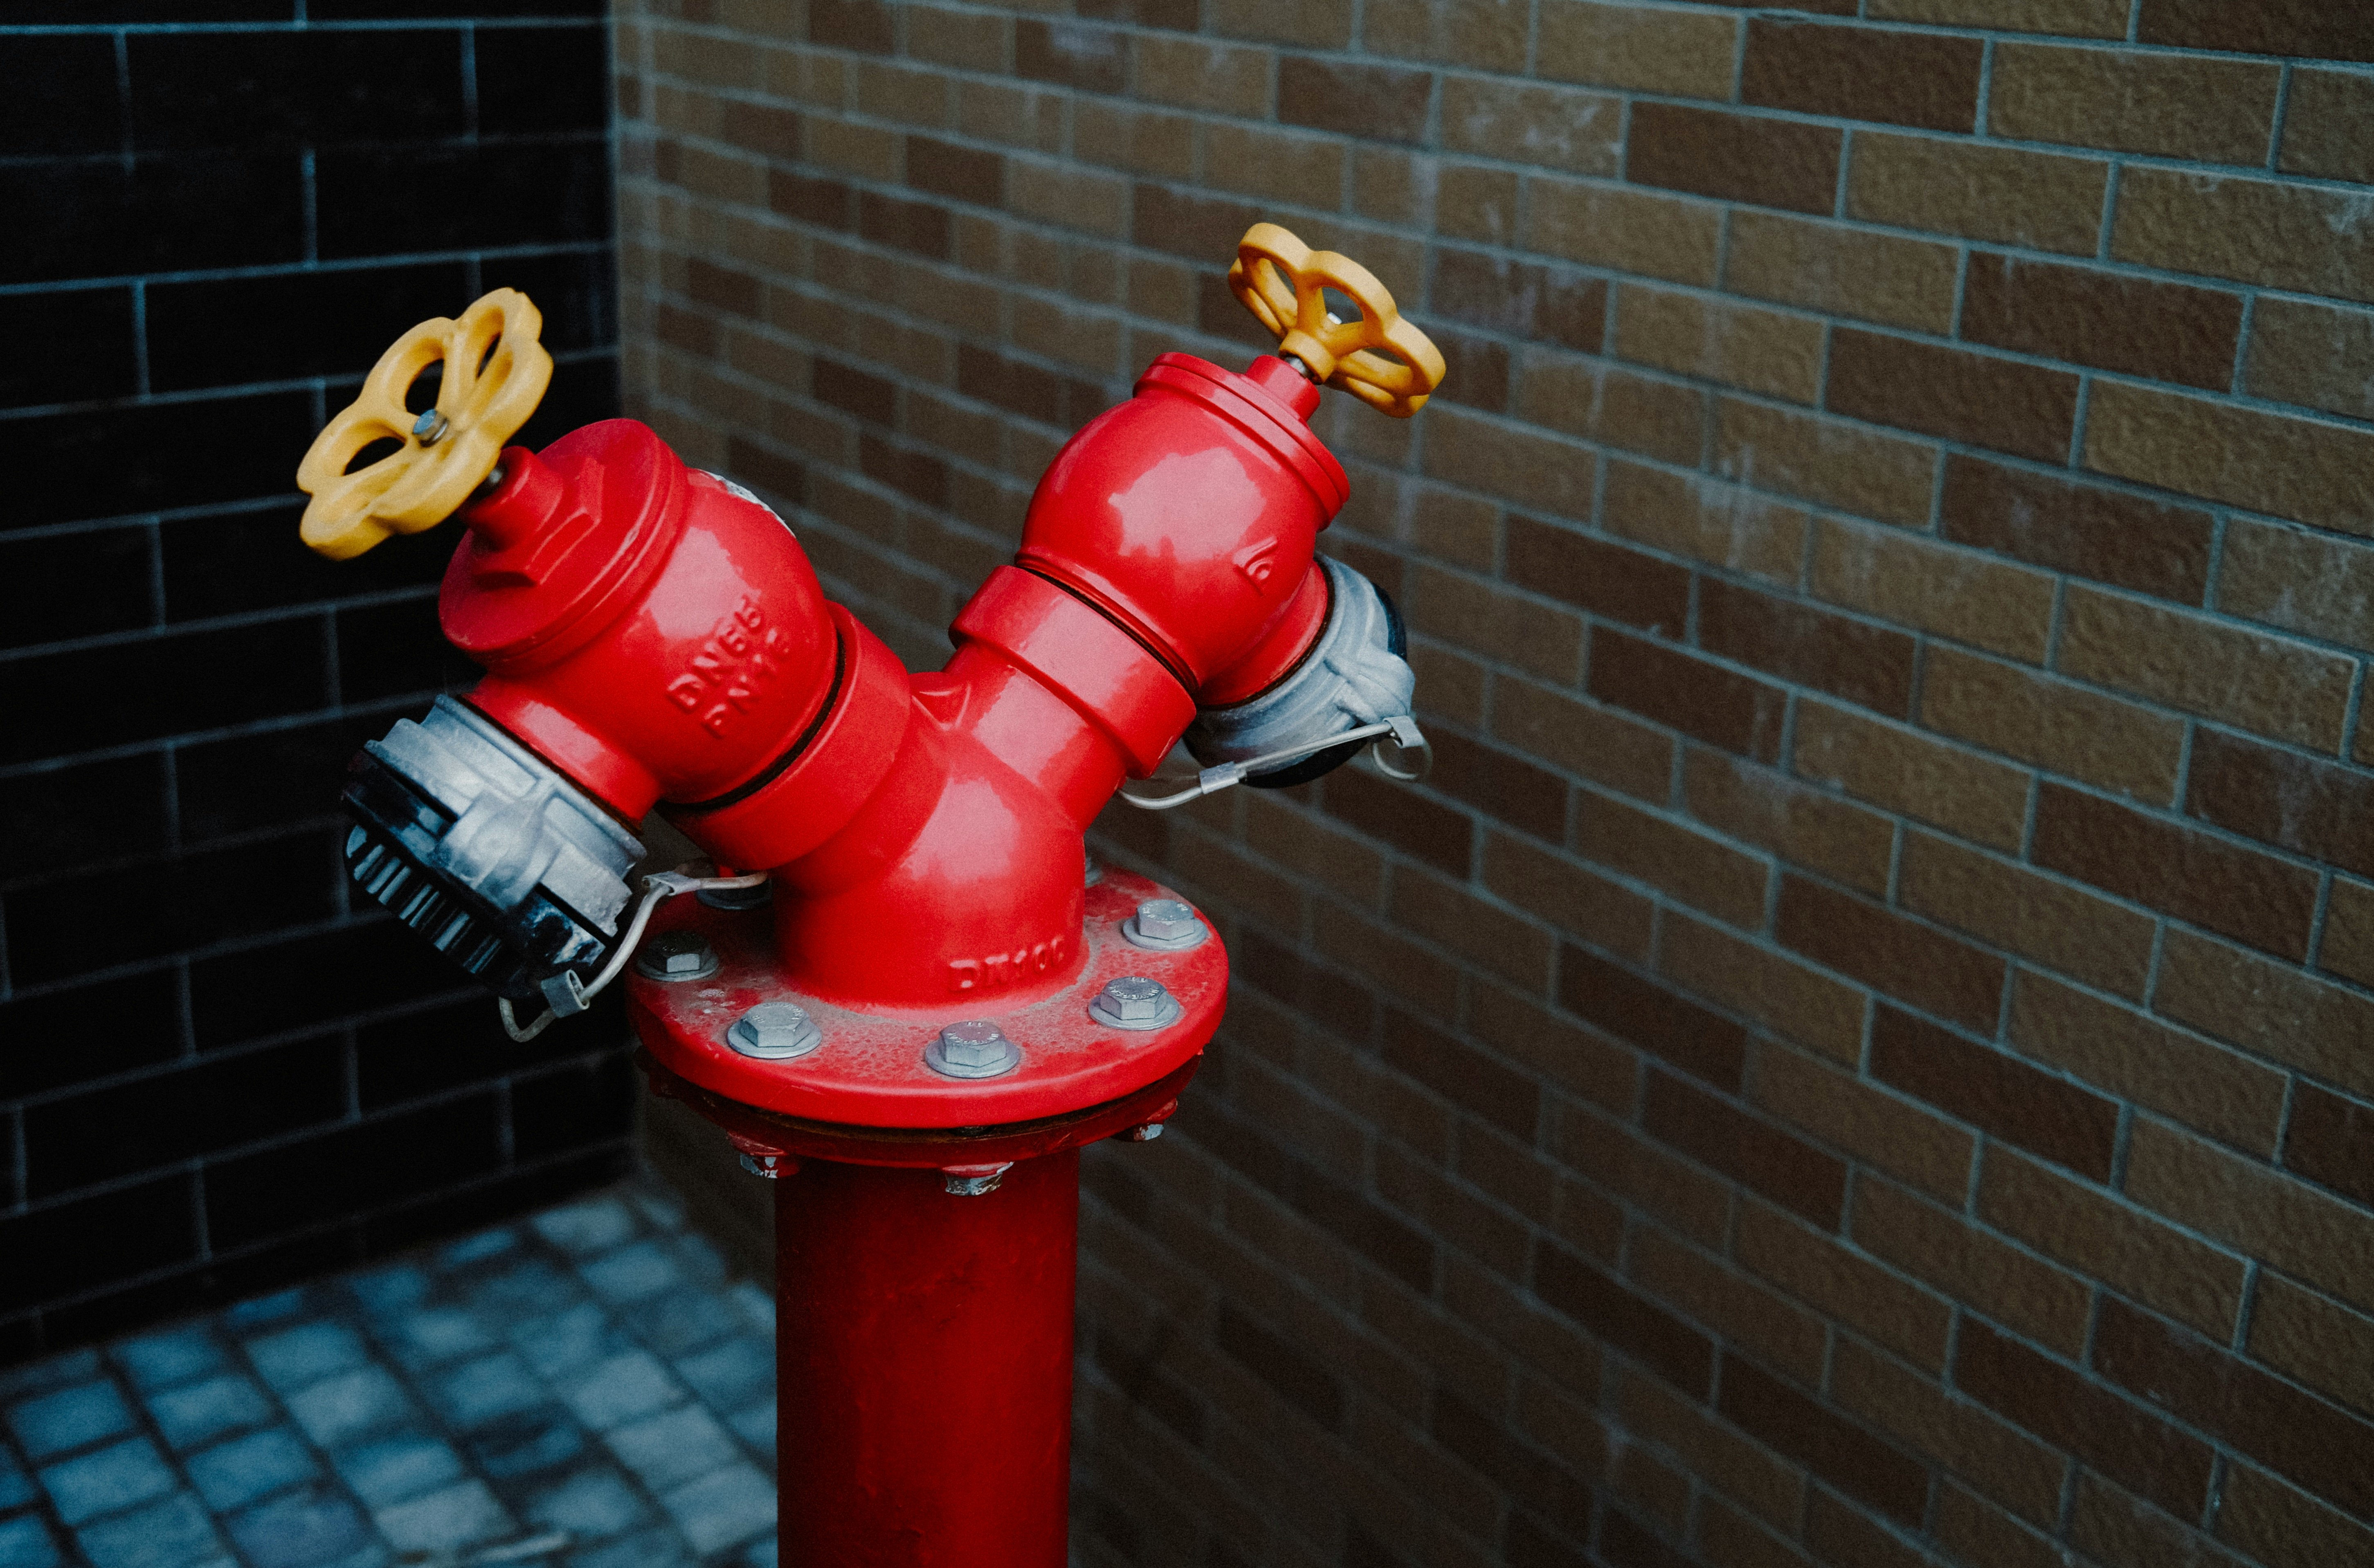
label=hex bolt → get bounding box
[924,1020,1022,1080]
[1089,975,1181,1032]
[634,930,719,982]
[726,1000,823,1060]
[412,407,450,445]
[1122,897,1207,952]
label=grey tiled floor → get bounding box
[0,1183,778,1568]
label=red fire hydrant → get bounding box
[296,223,1446,1564]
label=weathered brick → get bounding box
[2281,66,2374,184]
[1365,0,1530,73]
[1405,557,1585,682]
[1800,1491,1926,1568]
[1439,76,1621,177]
[1131,35,1270,116]
[1556,1111,1735,1249]
[1486,837,1655,961]
[1426,729,1569,845]
[1989,44,2280,164]
[1430,249,1606,355]
[1867,0,2126,34]
[1628,104,1841,217]
[2249,1274,2374,1424]
[1617,1376,1805,1532]
[1420,406,1598,524]
[2132,1117,2374,1323]
[1627,1229,1827,1383]
[1576,791,1770,930]
[1277,56,1433,144]
[2247,297,2374,425]
[2157,928,2374,1100]
[1793,700,2029,853]
[1515,355,1705,468]
[1659,913,1866,1063]
[857,189,951,258]
[2320,878,2374,990]
[2284,1082,2374,1211]
[1700,578,1918,719]
[1559,950,1745,1092]
[1646,1070,1850,1228]
[2187,727,2374,878]
[1981,1144,2246,1339]
[1848,133,2108,254]
[1903,832,2154,999]
[1953,1313,2213,1519]
[2057,584,2354,753]
[1738,1204,1951,1370]
[1612,285,1822,405]
[1322,764,1473,877]
[2087,380,2374,540]
[1722,211,1958,335]
[1829,1339,2068,1525]
[1683,748,1893,896]
[1741,19,1981,132]
[1920,645,2182,804]
[2066,1471,2250,1568]
[1534,1242,1713,1394]
[1718,1357,1930,1525]
[1711,398,1938,528]
[2037,781,2318,959]
[1810,516,2056,664]
[1778,875,2006,1032]
[1827,329,2078,463]
[1961,253,2243,391]
[1526,177,1723,288]
[2217,1462,2374,1568]
[2113,166,2374,307]
[2136,0,2374,62]
[1853,1177,2091,1357]
[1938,454,2213,605]
[1587,627,1786,764]
[1758,1049,1971,1209]
[1491,674,1674,801]
[1874,1005,2118,1179]
[1202,123,1345,209]
[1600,462,1808,586]
[1537,1,1738,100]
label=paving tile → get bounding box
[225,1291,312,1330]
[150,1373,275,1452]
[576,1242,682,1306]
[186,1429,319,1514]
[508,1305,627,1383]
[556,1352,683,1432]
[378,1306,499,1371]
[629,1186,685,1235]
[332,1431,463,1510]
[670,1233,729,1292]
[284,1368,412,1451]
[373,1478,513,1555]
[675,1340,770,1415]
[0,1352,98,1404]
[564,1523,695,1568]
[662,1462,775,1556]
[534,1198,639,1257]
[740,1540,777,1568]
[469,1260,580,1319]
[0,1515,63,1568]
[244,1323,371,1396]
[74,1491,232,1568]
[728,1283,774,1337]
[727,1400,775,1460]
[434,1227,519,1269]
[623,1291,741,1361]
[522,1463,651,1541]
[111,1327,227,1394]
[463,1409,585,1481]
[602,1404,739,1494]
[225,1484,380,1568]
[424,1353,546,1431]
[0,1443,34,1512]
[343,1266,430,1323]
[40,1435,177,1525]
[8,1379,136,1460]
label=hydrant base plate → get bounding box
[625,868,1225,1130]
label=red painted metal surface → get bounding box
[775,1151,1082,1566]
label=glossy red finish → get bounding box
[776,1151,1080,1566]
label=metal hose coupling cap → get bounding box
[1184,556,1418,790]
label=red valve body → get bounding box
[437,351,1346,1127]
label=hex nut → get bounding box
[726,1001,823,1060]
[635,930,719,982]
[925,1020,1022,1080]
[1122,898,1207,952]
[1089,975,1181,1032]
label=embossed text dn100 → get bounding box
[947,933,1070,993]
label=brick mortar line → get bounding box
[0,689,440,791]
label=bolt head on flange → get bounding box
[636,930,718,982]
[726,1001,822,1060]
[926,1020,1022,1079]
[1090,975,1182,1031]
[1123,898,1207,951]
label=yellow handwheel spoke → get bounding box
[1225,222,1446,418]
[296,288,553,560]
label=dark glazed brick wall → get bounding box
[0,4,624,1361]
[610,1,2374,1566]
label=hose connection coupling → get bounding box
[1182,556,1428,791]
[344,696,644,1015]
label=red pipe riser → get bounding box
[775,1152,1080,1568]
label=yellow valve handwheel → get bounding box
[1227,222,1446,418]
[295,288,553,560]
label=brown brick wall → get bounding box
[608,2,2374,1563]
